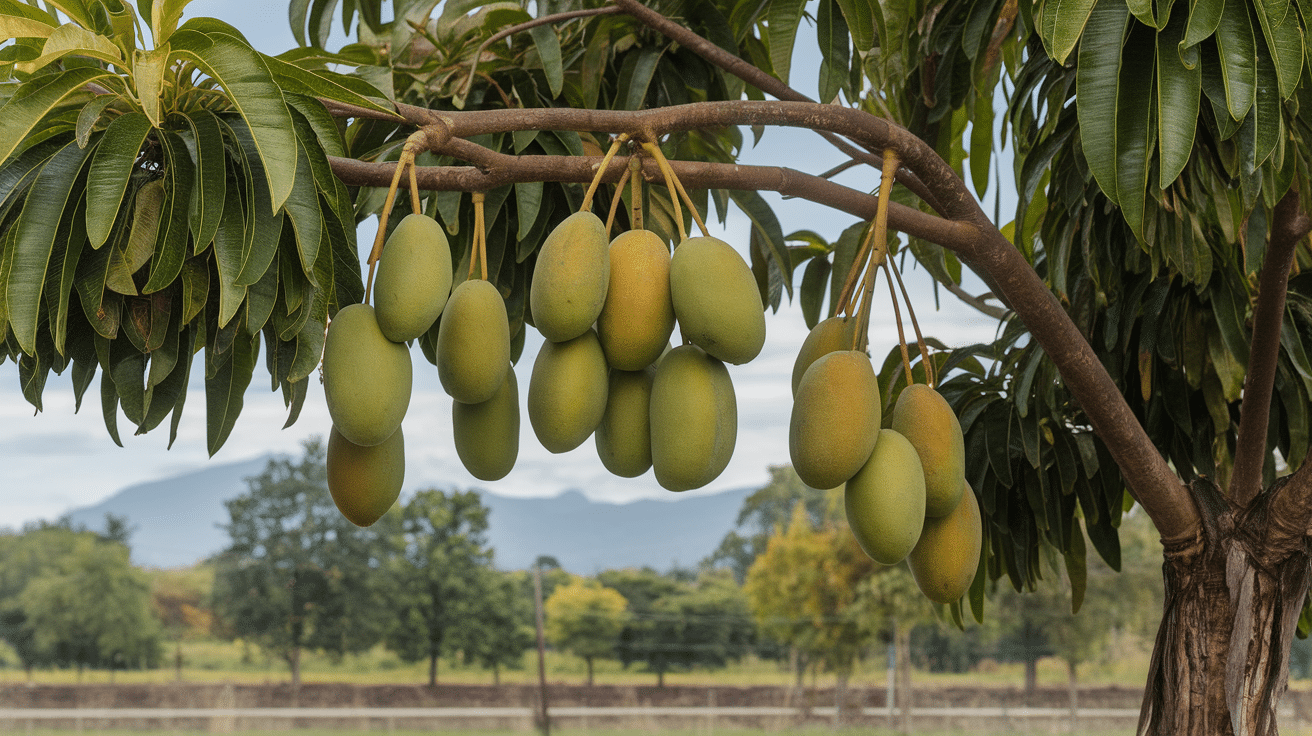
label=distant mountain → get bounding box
[64,460,751,573]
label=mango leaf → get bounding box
[799,255,830,329]
[281,134,324,281]
[223,117,285,286]
[7,140,92,354]
[1253,0,1303,98]
[767,0,807,84]
[1157,14,1201,188]
[131,43,169,127]
[515,180,543,241]
[833,0,875,51]
[1039,0,1100,65]
[178,109,226,252]
[151,0,196,45]
[85,112,150,249]
[1183,0,1224,47]
[30,24,124,70]
[263,52,398,117]
[1250,42,1282,169]
[1214,0,1256,120]
[213,176,248,327]
[142,130,193,293]
[0,66,115,166]
[166,326,195,447]
[0,2,59,40]
[729,189,792,298]
[970,93,994,197]
[1116,26,1156,238]
[1076,0,1130,203]
[1066,518,1088,613]
[74,94,115,147]
[529,24,563,99]
[620,45,662,111]
[168,30,297,213]
[816,0,850,103]
[47,188,89,355]
[205,330,258,455]
[1127,0,1159,27]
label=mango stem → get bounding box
[888,256,935,387]
[581,134,628,213]
[629,156,643,231]
[471,191,487,281]
[364,140,421,305]
[605,162,633,237]
[641,141,687,241]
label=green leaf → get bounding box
[1253,0,1303,97]
[99,358,123,446]
[1126,0,1159,27]
[151,0,196,45]
[166,326,195,448]
[621,46,663,111]
[0,66,115,166]
[1250,39,1282,169]
[7,140,92,353]
[799,255,830,329]
[223,117,286,287]
[179,109,225,252]
[729,189,792,298]
[205,330,258,455]
[1076,0,1130,203]
[1040,0,1101,64]
[288,0,311,47]
[816,0,850,103]
[515,180,543,242]
[74,94,115,147]
[0,1,59,40]
[281,135,323,281]
[1157,14,1201,188]
[131,43,169,127]
[85,111,150,249]
[213,177,248,328]
[1183,0,1224,47]
[1214,0,1256,119]
[31,24,124,70]
[168,30,298,212]
[767,0,807,84]
[263,52,397,117]
[1115,25,1156,237]
[529,24,563,99]
[1066,519,1088,613]
[832,0,875,51]
[970,94,994,197]
[142,131,193,293]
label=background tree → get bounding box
[705,465,828,583]
[459,568,535,686]
[382,487,495,686]
[19,532,161,677]
[211,439,389,686]
[544,577,629,686]
[4,0,1312,728]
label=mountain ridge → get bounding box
[63,457,750,573]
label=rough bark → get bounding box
[1139,479,1312,735]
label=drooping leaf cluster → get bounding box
[0,0,389,454]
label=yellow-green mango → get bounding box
[327,425,404,527]
[530,211,609,342]
[650,344,737,491]
[669,236,765,364]
[453,365,520,481]
[596,230,675,370]
[527,328,609,453]
[908,483,982,604]
[323,303,412,447]
[437,279,510,404]
[845,429,926,565]
[374,213,453,343]
[891,384,965,517]
[595,366,655,477]
[791,316,858,396]
[790,351,881,490]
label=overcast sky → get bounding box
[0,1,1008,529]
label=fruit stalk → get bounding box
[365,132,428,305]
[851,150,900,354]
[581,134,628,213]
[641,141,687,242]
[888,256,935,386]
[629,156,643,231]
[604,163,632,236]
[471,191,488,281]
[883,261,915,383]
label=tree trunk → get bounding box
[288,647,301,688]
[657,668,664,688]
[896,625,912,735]
[1138,479,1312,735]
[493,663,500,687]
[1024,658,1038,703]
[1068,660,1078,733]
[428,651,438,687]
[585,656,594,687]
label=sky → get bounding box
[0,1,1009,528]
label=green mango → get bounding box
[670,236,765,364]
[528,328,609,453]
[327,425,404,527]
[650,344,737,491]
[322,303,411,447]
[453,365,520,481]
[437,279,510,404]
[374,213,453,343]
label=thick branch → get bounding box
[327,152,969,248]
[1232,189,1312,507]
[325,98,1198,542]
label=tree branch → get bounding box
[607,0,946,215]
[941,281,1009,320]
[1232,189,1312,508]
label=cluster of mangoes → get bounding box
[789,316,983,605]
[527,210,765,491]
[322,214,453,526]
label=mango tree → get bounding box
[2,0,1312,731]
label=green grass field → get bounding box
[0,638,1157,690]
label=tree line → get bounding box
[1,442,1178,689]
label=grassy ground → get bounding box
[0,638,1155,690]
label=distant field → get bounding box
[0,638,1156,690]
